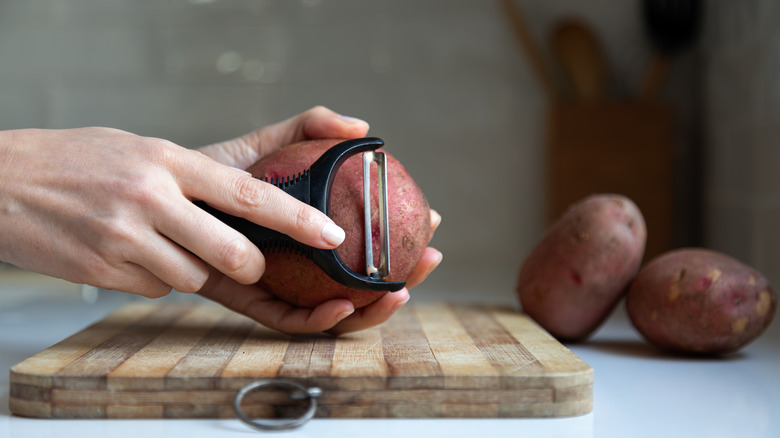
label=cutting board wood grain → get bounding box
[9,302,593,419]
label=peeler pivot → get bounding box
[196,137,405,292]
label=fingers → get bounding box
[327,288,411,336]
[199,106,370,170]
[197,267,411,336]
[155,199,267,285]
[186,164,346,249]
[399,209,443,289]
[90,262,173,299]
[430,209,442,235]
[265,299,356,335]
[298,106,370,141]
[261,106,370,154]
[179,106,372,286]
[404,247,443,290]
[219,178,345,249]
[81,231,208,298]
[198,270,356,335]
[167,150,344,284]
[128,232,211,293]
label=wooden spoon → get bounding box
[549,18,609,102]
[500,0,561,102]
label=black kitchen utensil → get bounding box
[638,0,702,99]
[196,137,404,292]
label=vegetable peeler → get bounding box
[196,137,405,292]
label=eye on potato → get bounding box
[516,194,647,341]
[246,138,431,308]
[626,248,777,355]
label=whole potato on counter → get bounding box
[626,248,777,355]
[246,138,431,309]
[517,194,647,341]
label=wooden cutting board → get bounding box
[9,301,593,419]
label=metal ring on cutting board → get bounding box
[233,379,321,431]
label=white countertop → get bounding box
[1,268,779,438]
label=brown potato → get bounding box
[517,194,647,341]
[246,138,431,308]
[626,248,777,355]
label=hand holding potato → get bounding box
[0,126,343,297]
[197,210,441,335]
[0,106,441,335]
[197,108,442,335]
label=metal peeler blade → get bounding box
[195,137,405,292]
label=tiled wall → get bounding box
[702,0,780,287]
[1,0,702,301]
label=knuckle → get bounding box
[110,169,166,209]
[293,203,317,231]
[157,146,179,171]
[129,183,159,209]
[216,235,252,274]
[145,136,204,177]
[178,147,210,166]
[75,255,113,287]
[133,136,176,168]
[232,177,268,211]
[146,136,179,160]
[97,217,138,250]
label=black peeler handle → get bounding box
[195,137,405,292]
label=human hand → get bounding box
[196,106,443,334]
[325,210,442,336]
[0,121,355,297]
[198,105,371,170]
[197,209,442,335]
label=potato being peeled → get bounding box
[246,138,431,308]
[626,248,777,355]
[517,194,647,341]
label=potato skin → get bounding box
[626,248,777,355]
[517,194,647,341]
[246,139,431,308]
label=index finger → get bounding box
[198,269,356,335]
[179,150,345,250]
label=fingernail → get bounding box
[430,209,442,228]
[422,251,443,281]
[433,250,443,268]
[393,296,411,312]
[322,222,346,246]
[336,309,354,322]
[338,115,368,125]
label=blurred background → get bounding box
[0,0,777,305]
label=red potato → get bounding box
[517,194,647,341]
[246,138,431,308]
[626,248,777,355]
